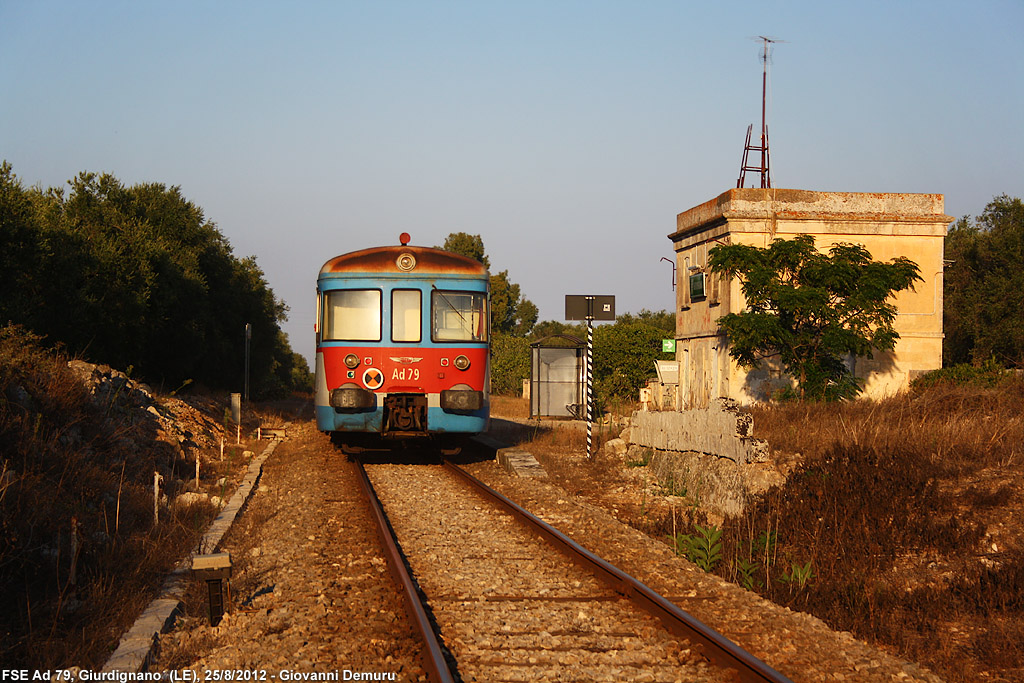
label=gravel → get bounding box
[156,419,944,682]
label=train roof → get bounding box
[319,242,489,278]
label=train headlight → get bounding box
[344,353,360,369]
[440,386,483,413]
[453,355,470,370]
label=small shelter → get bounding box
[529,335,585,419]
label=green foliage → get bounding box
[490,269,538,335]
[751,528,779,558]
[910,359,1011,391]
[943,195,1024,367]
[439,232,489,268]
[708,234,922,401]
[779,560,814,589]
[668,523,723,571]
[0,162,306,396]
[490,333,531,395]
[615,308,675,333]
[593,320,674,406]
[734,557,761,590]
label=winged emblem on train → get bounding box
[390,356,423,364]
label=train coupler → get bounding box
[383,393,428,436]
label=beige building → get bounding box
[669,189,952,407]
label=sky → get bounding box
[3,1,1022,370]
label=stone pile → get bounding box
[66,360,226,458]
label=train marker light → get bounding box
[396,252,417,271]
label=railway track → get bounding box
[357,454,794,683]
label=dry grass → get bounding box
[489,395,530,420]
[723,380,1024,682]
[492,381,1024,682]
[0,325,288,668]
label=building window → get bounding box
[689,272,706,300]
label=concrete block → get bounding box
[628,399,767,464]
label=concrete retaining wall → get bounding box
[628,399,767,464]
[621,401,775,520]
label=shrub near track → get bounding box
[728,377,1024,681]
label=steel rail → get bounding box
[443,459,795,683]
[353,460,456,683]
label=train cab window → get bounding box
[391,289,421,342]
[431,290,487,342]
[322,289,381,341]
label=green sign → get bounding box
[662,339,676,353]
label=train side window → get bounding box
[432,290,487,342]
[322,289,381,341]
[392,289,421,343]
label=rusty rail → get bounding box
[442,459,795,683]
[353,460,455,683]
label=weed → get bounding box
[734,557,761,590]
[669,523,723,571]
[779,560,814,590]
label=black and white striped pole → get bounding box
[586,317,594,459]
[565,295,615,460]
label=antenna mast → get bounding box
[737,36,781,189]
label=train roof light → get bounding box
[400,232,411,246]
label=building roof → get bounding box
[670,188,954,244]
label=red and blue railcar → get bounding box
[314,234,489,447]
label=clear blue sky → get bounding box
[3,1,1022,369]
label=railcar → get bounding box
[314,233,489,449]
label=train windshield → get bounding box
[432,290,487,342]
[322,289,381,341]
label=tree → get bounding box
[615,308,675,333]
[943,195,1024,367]
[437,232,536,335]
[0,162,306,395]
[708,234,921,400]
[593,320,674,407]
[439,232,489,268]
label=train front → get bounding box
[314,236,490,446]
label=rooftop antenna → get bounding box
[737,35,784,189]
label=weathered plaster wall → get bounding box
[669,188,951,406]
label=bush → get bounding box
[490,333,531,395]
[910,360,1011,390]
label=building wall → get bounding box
[669,189,951,407]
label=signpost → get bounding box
[565,295,615,459]
[244,323,252,403]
